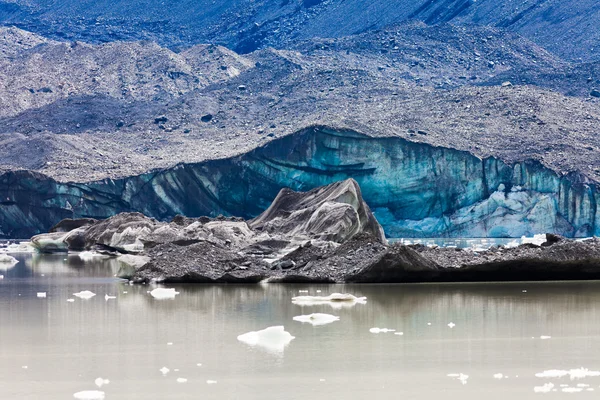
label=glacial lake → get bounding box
[2,252,600,399]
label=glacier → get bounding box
[0,126,597,238]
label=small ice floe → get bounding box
[292,293,367,309]
[448,322,456,328]
[21,365,28,369]
[0,254,18,267]
[37,292,47,298]
[319,378,326,382]
[369,328,395,334]
[394,332,404,336]
[73,391,105,400]
[316,290,322,293]
[174,369,179,372]
[522,290,528,293]
[159,367,170,375]
[206,380,217,384]
[577,384,590,388]
[167,342,173,346]
[534,383,554,393]
[535,368,600,380]
[67,299,75,302]
[176,378,187,383]
[123,291,128,294]
[0,275,3,279]
[237,326,295,353]
[78,251,108,262]
[94,378,109,388]
[427,322,432,326]
[447,373,469,385]
[293,313,340,326]
[540,336,551,340]
[562,387,583,393]
[104,294,116,301]
[150,288,180,299]
[493,373,504,380]
[298,290,309,293]
[73,291,96,299]
[196,363,202,367]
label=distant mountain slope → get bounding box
[1,0,599,61]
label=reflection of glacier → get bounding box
[1,127,598,238]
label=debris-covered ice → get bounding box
[293,313,340,326]
[150,288,180,299]
[237,326,295,353]
[73,291,96,299]
[292,293,366,309]
[73,390,105,400]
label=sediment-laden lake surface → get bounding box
[1,253,600,399]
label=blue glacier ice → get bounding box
[0,127,597,238]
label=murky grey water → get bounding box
[1,253,600,399]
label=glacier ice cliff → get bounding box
[0,126,598,238]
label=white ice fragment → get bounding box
[520,234,547,246]
[73,291,96,299]
[394,332,404,336]
[540,336,551,340]
[73,391,105,400]
[293,313,340,326]
[298,290,309,293]
[292,293,366,309]
[78,251,107,262]
[447,374,460,377]
[159,367,170,375]
[562,387,583,393]
[369,327,395,333]
[196,363,202,367]
[535,368,600,380]
[174,369,179,372]
[448,322,456,328]
[522,290,528,293]
[67,298,75,302]
[316,290,322,293]
[493,373,504,380]
[427,322,432,326]
[0,254,18,265]
[94,378,109,388]
[21,365,28,369]
[577,384,589,388]
[319,379,326,382]
[206,380,217,384]
[104,294,116,301]
[0,275,3,279]
[534,383,554,393]
[150,288,180,299]
[37,292,46,298]
[167,342,173,346]
[123,291,128,294]
[458,373,469,385]
[176,378,187,383]
[237,326,295,353]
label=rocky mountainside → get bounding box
[1,0,599,61]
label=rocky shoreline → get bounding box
[29,179,600,283]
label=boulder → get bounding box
[82,212,159,253]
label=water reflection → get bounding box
[1,254,600,399]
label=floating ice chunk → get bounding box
[67,299,75,302]
[237,326,295,353]
[577,384,590,388]
[176,378,187,383]
[316,290,322,293]
[394,332,404,336]
[520,234,547,246]
[104,294,116,301]
[73,291,96,299]
[293,313,340,326]
[206,380,217,384]
[174,369,179,372]
[369,327,395,333]
[540,336,551,340]
[150,288,180,299]
[22,365,28,369]
[458,373,469,385]
[167,342,173,346]
[562,387,583,393]
[196,363,202,367]
[78,251,106,262]
[534,383,554,393]
[159,367,170,375]
[448,322,456,328]
[37,292,46,298]
[535,368,600,380]
[0,275,4,279]
[0,254,18,266]
[493,373,504,380]
[292,293,367,309]
[319,378,326,382]
[298,290,309,293]
[73,391,105,400]
[94,378,109,388]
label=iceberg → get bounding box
[292,293,367,309]
[150,288,180,299]
[293,313,340,326]
[237,326,295,353]
[73,290,96,299]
